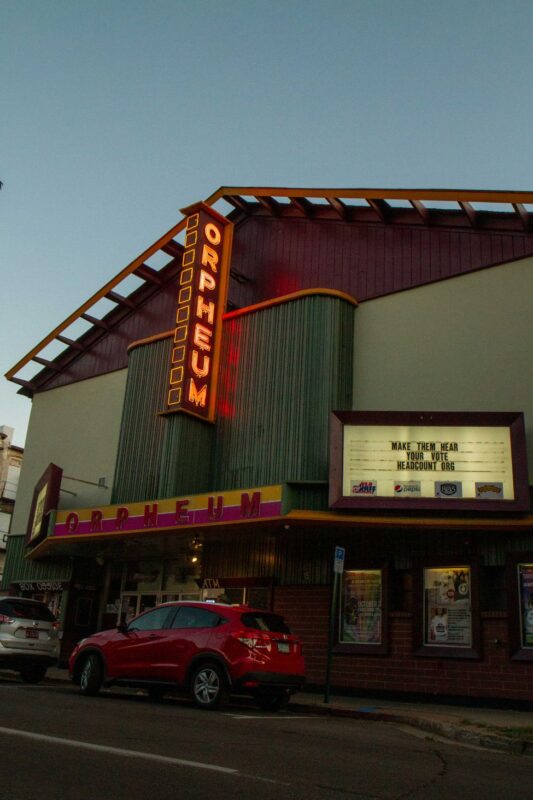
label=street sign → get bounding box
[334,546,345,574]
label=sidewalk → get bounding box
[46,667,533,757]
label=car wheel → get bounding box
[254,688,291,712]
[20,664,48,684]
[190,662,228,710]
[79,654,103,696]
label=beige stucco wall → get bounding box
[354,255,533,478]
[11,369,128,535]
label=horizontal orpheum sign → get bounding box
[329,411,530,511]
[165,202,233,422]
[51,485,283,539]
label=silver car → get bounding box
[0,596,60,683]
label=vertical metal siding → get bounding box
[112,336,218,502]
[112,293,354,502]
[228,217,533,310]
[212,295,354,489]
[158,413,214,498]
[111,338,171,503]
[1,535,72,590]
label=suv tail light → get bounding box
[0,614,14,624]
[234,630,273,652]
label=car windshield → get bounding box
[240,612,290,633]
[0,600,56,622]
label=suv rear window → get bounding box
[240,612,290,633]
[0,600,56,622]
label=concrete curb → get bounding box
[289,700,533,757]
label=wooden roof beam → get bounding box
[56,335,85,352]
[366,198,391,223]
[513,203,531,231]
[327,197,351,221]
[223,194,251,214]
[410,199,430,225]
[255,195,282,216]
[290,196,314,218]
[133,264,164,285]
[32,356,62,372]
[459,201,477,227]
[81,313,111,331]
[161,240,182,258]
[106,290,136,309]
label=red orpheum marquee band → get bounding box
[165,202,233,422]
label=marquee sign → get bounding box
[165,202,233,422]
[329,411,530,511]
[49,485,284,540]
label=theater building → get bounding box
[3,187,533,701]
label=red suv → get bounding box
[69,601,305,710]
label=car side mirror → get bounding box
[117,620,128,634]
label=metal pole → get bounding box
[324,569,339,704]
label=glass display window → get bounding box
[414,558,480,659]
[335,564,389,655]
[506,553,533,661]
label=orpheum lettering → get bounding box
[165,203,233,422]
[52,487,283,540]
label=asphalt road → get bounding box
[0,675,531,800]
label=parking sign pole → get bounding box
[324,546,345,704]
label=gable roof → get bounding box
[6,186,533,396]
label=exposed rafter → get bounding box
[134,264,163,285]
[410,199,430,225]
[513,203,531,231]
[255,195,282,216]
[161,240,182,258]
[56,335,85,351]
[32,356,62,372]
[223,194,251,213]
[81,313,111,330]
[366,198,391,224]
[289,196,314,218]
[459,201,477,227]
[106,290,136,309]
[327,197,350,221]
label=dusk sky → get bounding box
[2,0,533,446]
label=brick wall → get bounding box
[274,585,532,701]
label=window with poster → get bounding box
[336,564,388,654]
[506,552,533,661]
[414,559,480,659]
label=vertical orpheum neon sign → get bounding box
[165,202,233,422]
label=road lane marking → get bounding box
[0,726,236,774]
[223,713,317,720]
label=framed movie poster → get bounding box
[507,553,533,661]
[337,565,388,654]
[414,559,480,659]
[423,566,472,647]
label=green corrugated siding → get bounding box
[212,295,354,489]
[112,338,171,503]
[1,535,72,590]
[112,336,214,502]
[158,413,214,497]
[111,294,354,504]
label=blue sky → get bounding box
[2,0,533,446]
